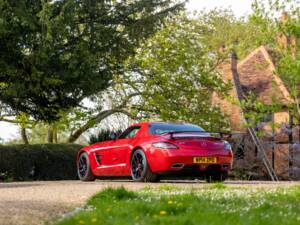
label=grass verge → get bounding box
[56,184,300,225]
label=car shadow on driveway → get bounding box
[93,178,206,184]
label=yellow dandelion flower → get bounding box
[160,210,167,216]
[168,200,173,204]
[91,218,97,223]
[79,220,85,224]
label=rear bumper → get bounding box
[146,147,233,174]
[158,165,230,178]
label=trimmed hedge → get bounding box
[0,144,83,181]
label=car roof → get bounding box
[130,121,191,127]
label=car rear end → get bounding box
[146,123,233,180]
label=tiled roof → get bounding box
[215,46,292,131]
[219,46,292,105]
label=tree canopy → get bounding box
[3,0,300,144]
[0,0,183,121]
[118,14,231,131]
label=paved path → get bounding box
[0,180,299,225]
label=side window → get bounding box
[118,126,141,139]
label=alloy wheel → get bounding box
[78,154,88,178]
[131,151,146,180]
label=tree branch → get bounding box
[0,117,34,124]
[67,108,135,143]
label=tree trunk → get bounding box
[53,125,58,143]
[47,125,54,143]
[21,127,29,144]
[53,129,58,143]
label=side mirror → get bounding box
[109,132,117,140]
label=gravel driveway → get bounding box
[0,180,299,225]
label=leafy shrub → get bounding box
[0,144,82,181]
[89,129,123,144]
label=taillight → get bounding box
[152,142,179,149]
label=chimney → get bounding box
[277,33,288,50]
[277,12,297,56]
[280,11,289,22]
[291,34,297,58]
[277,12,289,50]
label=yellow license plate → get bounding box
[193,157,217,164]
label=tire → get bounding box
[130,149,159,182]
[205,172,228,183]
[77,152,95,182]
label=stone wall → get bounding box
[230,128,300,180]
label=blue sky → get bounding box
[0,0,254,142]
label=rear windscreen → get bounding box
[149,124,205,135]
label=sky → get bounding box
[186,0,253,17]
[0,0,254,142]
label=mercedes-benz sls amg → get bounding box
[77,122,233,182]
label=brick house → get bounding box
[214,45,292,132]
[212,13,300,179]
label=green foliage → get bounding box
[123,14,231,131]
[89,187,137,203]
[194,9,277,58]
[208,0,300,129]
[251,0,300,50]
[211,182,227,189]
[56,186,300,225]
[0,0,183,122]
[88,129,123,144]
[251,0,300,118]
[278,53,300,113]
[237,92,282,128]
[0,144,82,181]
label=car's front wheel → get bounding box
[131,149,159,182]
[77,152,95,182]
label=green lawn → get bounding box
[56,184,300,225]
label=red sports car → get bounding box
[77,122,233,182]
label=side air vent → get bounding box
[95,153,102,166]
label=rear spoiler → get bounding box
[164,131,232,140]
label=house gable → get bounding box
[215,46,293,131]
[237,46,292,105]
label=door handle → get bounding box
[112,157,118,161]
